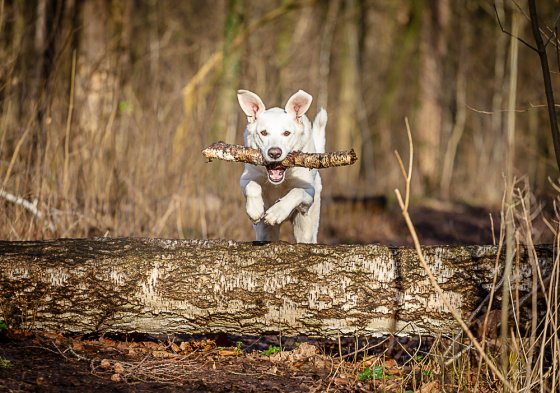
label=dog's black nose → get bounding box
[267,147,282,160]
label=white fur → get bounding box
[237,89,327,243]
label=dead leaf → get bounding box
[42,331,65,344]
[71,340,84,351]
[99,337,116,346]
[99,359,111,369]
[142,341,160,350]
[419,379,441,393]
[128,347,147,357]
[152,350,178,358]
[362,355,380,368]
[333,377,350,385]
[218,349,241,357]
[113,362,125,374]
[292,343,319,358]
[383,358,402,376]
[179,341,193,353]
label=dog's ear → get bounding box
[237,90,265,123]
[285,90,312,120]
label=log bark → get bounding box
[0,238,553,337]
[202,141,358,169]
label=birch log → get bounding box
[202,141,358,168]
[0,238,553,337]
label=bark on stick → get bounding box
[202,141,358,169]
[0,238,553,337]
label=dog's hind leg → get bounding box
[254,221,280,242]
[292,198,320,243]
[292,175,322,243]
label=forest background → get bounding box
[1,0,559,243]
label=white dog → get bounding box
[237,89,327,243]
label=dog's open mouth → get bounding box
[266,163,286,184]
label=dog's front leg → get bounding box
[242,180,265,223]
[264,187,314,226]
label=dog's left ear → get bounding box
[285,90,312,121]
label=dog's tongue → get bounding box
[268,168,284,182]
[267,164,285,182]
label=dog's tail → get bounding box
[312,108,327,153]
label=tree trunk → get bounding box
[0,238,553,337]
[211,0,244,144]
[335,0,361,184]
[415,0,450,193]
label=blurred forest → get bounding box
[1,0,560,242]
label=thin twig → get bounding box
[493,3,537,51]
[0,189,55,231]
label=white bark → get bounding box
[0,238,552,337]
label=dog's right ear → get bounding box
[237,90,265,123]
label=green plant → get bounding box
[0,357,12,369]
[358,365,385,381]
[0,321,7,330]
[263,345,281,356]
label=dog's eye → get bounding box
[283,131,291,137]
[260,130,268,136]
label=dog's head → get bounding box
[237,89,312,184]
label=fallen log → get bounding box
[202,141,358,169]
[0,238,553,337]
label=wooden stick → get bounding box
[201,141,357,169]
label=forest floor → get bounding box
[0,200,501,392]
[1,329,458,393]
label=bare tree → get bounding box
[527,0,560,172]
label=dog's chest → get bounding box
[260,168,316,205]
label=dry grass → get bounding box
[1,1,559,243]
[390,121,559,393]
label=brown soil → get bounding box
[1,329,451,393]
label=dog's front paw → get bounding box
[246,197,265,223]
[264,200,292,226]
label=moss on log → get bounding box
[0,238,553,337]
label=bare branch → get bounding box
[467,102,560,115]
[493,3,538,52]
[201,141,358,169]
[0,189,56,232]
[542,12,560,49]
[528,0,560,172]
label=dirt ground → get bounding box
[1,329,452,393]
[0,201,500,392]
